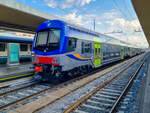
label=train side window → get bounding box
[82,42,84,53]
[103,52,105,57]
[30,44,32,51]
[66,37,77,52]
[20,44,28,51]
[95,48,97,58]
[106,53,109,58]
[98,48,101,57]
[116,52,119,56]
[0,43,5,52]
[82,42,92,54]
[87,43,92,53]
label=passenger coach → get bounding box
[0,36,33,64]
[32,20,143,81]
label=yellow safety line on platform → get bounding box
[0,72,34,81]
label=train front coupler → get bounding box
[34,64,61,82]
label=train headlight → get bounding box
[35,57,39,63]
[52,57,59,64]
[52,59,56,64]
[33,57,39,64]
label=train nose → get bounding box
[33,56,60,66]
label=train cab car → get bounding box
[32,20,96,80]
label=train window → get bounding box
[20,44,28,51]
[116,53,119,56]
[36,31,48,46]
[94,48,97,58]
[30,45,32,51]
[0,43,5,51]
[110,53,114,56]
[106,52,110,58]
[103,52,105,57]
[98,48,101,57]
[95,48,97,57]
[35,29,61,52]
[34,31,47,51]
[82,42,92,54]
[66,37,77,52]
[82,42,84,53]
[47,29,61,51]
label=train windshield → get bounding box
[35,29,61,52]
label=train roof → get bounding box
[0,35,33,43]
[65,21,134,47]
[37,20,139,48]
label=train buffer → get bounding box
[0,63,34,82]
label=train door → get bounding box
[94,38,101,67]
[8,43,19,64]
[121,45,124,59]
[129,47,132,57]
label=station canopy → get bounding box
[0,0,62,33]
[0,0,142,47]
[132,0,150,45]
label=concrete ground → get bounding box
[0,62,34,82]
[135,59,150,113]
[142,61,150,113]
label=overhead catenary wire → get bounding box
[111,0,143,33]
[112,0,130,20]
[54,1,142,38]
[122,0,136,20]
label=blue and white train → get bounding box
[32,20,143,81]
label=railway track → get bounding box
[8,55,145,113]
[0,54,143,113]
[0,55,128,95]
[0,79,38,96]
[64,58,145,113]
[0,59,127,112]
[0,83,50,109]
[0,65,118,113]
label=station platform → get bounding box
[0,63,34,82]
[135,58,150,113]
[141,60,150,113]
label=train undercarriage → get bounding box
[33,63,93,82]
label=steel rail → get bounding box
[109,61,144,113]
[0,57,130,111]
[0,81,38,96]
[64,56,143,113]
[0,55,142,112]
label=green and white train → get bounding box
[0,35,33,64]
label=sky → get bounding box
[15,0,149,48]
